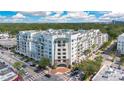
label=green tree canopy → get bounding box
[13,62,23,70]
[38,57,50,68]
[120,56,124,65]
[0,23,124,39]
[74,56,103,80]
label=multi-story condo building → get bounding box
[117,33,124,54]
[16,29,108,66]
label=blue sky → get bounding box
[0,11,123,23]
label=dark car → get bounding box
[34,67,43,73]
[102,75,108,78]
[22,64,27,68]
[30,64,36,67]
[70,70,79,76]
[44,74,51,78]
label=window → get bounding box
[63,56,66,59]
[58,49,61,51]
[63,41,66,43]
[41,46,44,49]
[58,53,61,55]
[58,56,61,59]
[62,43,65,46]
[58,44,61,47]
[63,49,66,51]
[63,60,66,62]
[58,41,61,43]
[63,52,66,55]
[49,52,51,54]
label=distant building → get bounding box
[117,33,124,54]
[0,33,9,39]
[0,59,19,81]
[0,38,16,49]
[16,29,108,66]
[112,20,124,24]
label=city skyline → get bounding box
[0,11,124,23]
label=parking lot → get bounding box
[92,63,124,81]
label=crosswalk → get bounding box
[24,72,45,81]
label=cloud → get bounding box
[65,11,89,18]
[0,15,6,19]
[98,12,124,22]
[42,11,98,23]
[20,11,52,17]
[12,13,26,19]
[2,11,124,23]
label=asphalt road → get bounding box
[0,48,45,81]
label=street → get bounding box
[0,47,47,81]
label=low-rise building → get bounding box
[0,59,19,81]
[117,33,124,54]
[0,33,9,39]
[16,29,108,66]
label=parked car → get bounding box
[34,67,43,73]
[30,64,36,67]
[44,74,51,78]
[22,64,27,68]
[102,75,108,78]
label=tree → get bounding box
[13,62,25,75]
[38,57,50,69]
[95,56,103,62]
[0,23,124,39]
[120,56,124,65]
[13,62,23,70]
[73,57,103,80]
[92,44,96,50]
[86,63,97,75]
[101,40,112,50]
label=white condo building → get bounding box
[16,29,108,66]
[117,33,124,54]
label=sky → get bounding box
[0,11,124,23]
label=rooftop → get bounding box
[0,38,16,48]
[19,29,100,36]
[0,59,17,81]
[92,64,124,81]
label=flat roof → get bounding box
[19,29,100,36]
[92,64,124,81]
[0,59,17,81]
[0,38,16,48]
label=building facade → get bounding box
[117,33,124,54]
[16,29,108,66]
